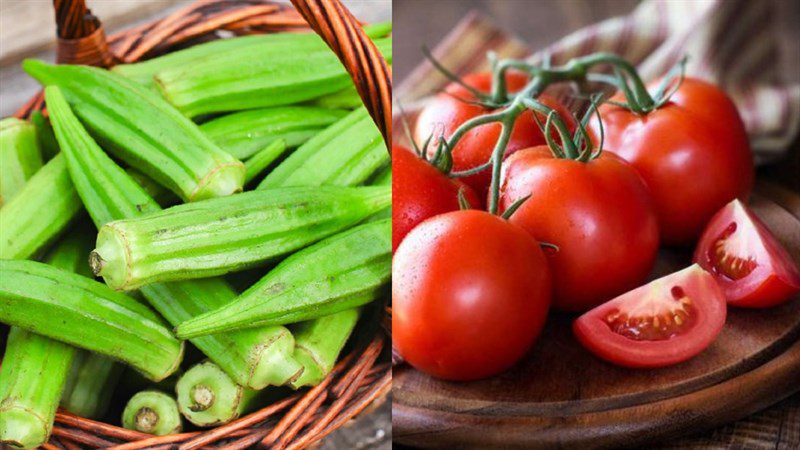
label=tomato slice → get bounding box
[573,265,726,368]
[693,199,800,308]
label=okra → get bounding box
[244,139,286,185]
[289,309,361,389]
[0,260,184,381]
[0,154,82,260]
[153,36,392,117]
[0,233,93,449]
[90,185,389,290]
[61,352,123,419]
[367,166,392,221]
[30,111,59,162]
[113,22,391,89]
[0,328,75,449]
[258,107,387,189]
[175,361,259,427]
[176,219,391,338]
[126,167,177,206]
[48,89,302,389]
[310,84,364,109]
[0,117,42,206]
[25,64,245,202]
[122,391,182,435]
[200,106,347,159]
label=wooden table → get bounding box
[0,1,391,448]
[394,0,800,448]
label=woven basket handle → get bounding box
[51,0,391,147]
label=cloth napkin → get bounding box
[396,0,799,165]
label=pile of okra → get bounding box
[0,22,392,446]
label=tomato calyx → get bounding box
[596,56,688,115]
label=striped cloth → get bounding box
[396,0,799,165]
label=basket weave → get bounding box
[10,0,391,448]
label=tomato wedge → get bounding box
[693,199,800,308]
[573,265,726,368]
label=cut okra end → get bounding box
[90,224,130,291]
[287,348,326,389]
[188,160,246,202]
[176,361,257,427]
[248,327,304,389]
[122,390,182,436]
[0,405,48,450]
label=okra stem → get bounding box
[0,154,82,260]
[176,219,391,338]
[0,117,42,206]
[26,65,245,202]
[257,107,387,189]
[122,391,182,435]
[48,87,302,389]
[200,106,347,159]
[244,139,287,185]
[175,362,259,427]
[0,260,184,381]
[289,309,361,389]
[91,185,389,290]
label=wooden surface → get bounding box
[393,1,800,448]
[0,1,391,449]
[394,184,800,449]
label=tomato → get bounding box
[574,264,727,368]
[414,71,574,198]
[590,78,754,245]
[498,147,659,312]
[391,145,481,253]
[392,210,551,381]
[693,199,800,308]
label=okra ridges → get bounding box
[91,185,390,290]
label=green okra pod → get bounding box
[289,309,361,389]
[0,328,75,449]
[244,139,286,185]
[200,106,347,160]
[176,219,391,338]
[175,361,259,427]
[0,233,93,449]
[0,260,184,381]
[310,84,364,110]
[25,65,245,202]
[126,167,178,206]
[48,87,302,389]
[0,154,82,260]
[0,117,42,206]
[113,22,391,90]
[90,185,389,290]
[61,352,123,419]
[122,391,182,435]
[29,111,59,162]
[153,36,392,117]
[258,107,387,189]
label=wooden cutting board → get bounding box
[393,182,800,449]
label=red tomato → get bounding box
[574,264,727,368]
[414,71,574,198]
[391,145,481,253]
[499,147,659,312]
[693,199,800,308]
[590,78,754,245]
[392,210,552,381]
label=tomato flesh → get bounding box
[694,199,800,308]
[574,265,726,368]
[392,210,552,381]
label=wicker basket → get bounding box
[9,0,391,448]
